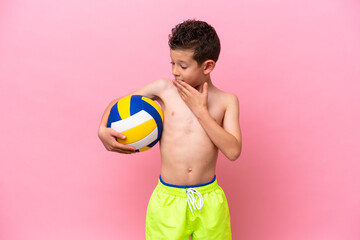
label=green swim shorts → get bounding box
[146,176,232,240]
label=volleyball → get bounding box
[107,95,164,152]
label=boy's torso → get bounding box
[154,79,229,186]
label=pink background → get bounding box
[1,0,360,239]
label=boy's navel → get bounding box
[171,111,175,116]
[188,167,192,173]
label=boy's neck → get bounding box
[195,76,213,91]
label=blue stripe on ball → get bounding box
[147,138,159,148]
[129,95,163,140]
[107,102,122,128]
[129,95,144,116]
[141,101,163,139]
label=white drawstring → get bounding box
[186,188,204,216]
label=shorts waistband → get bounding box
[157,175,218,197]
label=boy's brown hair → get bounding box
[168,19,221,66]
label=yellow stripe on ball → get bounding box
[117,118,157,144]
[117,95,132,120]
[138,146,151,152]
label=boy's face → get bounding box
[170,49,206,88]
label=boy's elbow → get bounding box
[228,151,240,161]
[227,144,242,161]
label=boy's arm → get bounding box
[173,80,242,161]
[98,79,167,154]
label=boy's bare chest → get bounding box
[160,89,225,127]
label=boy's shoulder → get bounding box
[150,78,173,91]
[210,85,239,107]
[135,78,172,100]
[154,78,173,83]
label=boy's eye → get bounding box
[170,61,187,69]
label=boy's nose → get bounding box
[172,66,180,77]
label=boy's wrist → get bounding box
[195,107,210,121]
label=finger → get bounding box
[112,147,136,154]
[176,88,187,100]
[175,80,192,94]
[120,146,137,153]
[109,128,126,140]
[199,83,203,92]
[110,139,137,152]
[111,149,133,154]
[202,82,208,97]
[114,149,136,154]
[110,130,137,151]
[173,79,184,91]
[118,144,137,152]
[174,81,189,97]
[176,79,191,89]
[110,149,131,154]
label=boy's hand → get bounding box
[98,126,136,154]
[173,80,208,117]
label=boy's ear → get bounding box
[202,60,216,75]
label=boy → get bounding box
[98,19,242,239]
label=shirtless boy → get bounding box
[98,19,242,239]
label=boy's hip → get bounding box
[156,175,220,197]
